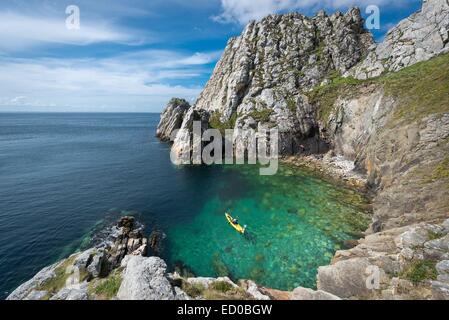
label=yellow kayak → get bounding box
[225,213,245,234]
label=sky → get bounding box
[0,0,423,113]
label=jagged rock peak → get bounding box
[348,0,449,79]
[156,98,191,141]
[166,6,372,156]
[194,6,373,120]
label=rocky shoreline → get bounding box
[9,213,449,300]
[4,216,278,300]
[282,153,369,192]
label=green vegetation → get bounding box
[210,281,234,292]
[181,282,205,298]
[313,31,326,61]
[169,97,188,106]
[286,97,297,113]
[427,230,444,241]
[209,112,238,134]
[247,109,274,123]
[416,155,449,186]
[36,256,79,296]
[431,157,449,181]
[379,53,449,123]
[399,260,438,284]
[91,270,122,299]
[307,74,363,123]
[307,53,449,125]
[202,283,252,300]
[181,280,251,300]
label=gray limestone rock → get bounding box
[290,287,341,300]
[348,0,449,79]
[117,256,176,300]
[156,98,191,141]
[317,258,373,298]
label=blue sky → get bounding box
[0,0,422,112]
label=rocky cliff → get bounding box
[161,1,448,157]
[166,7,373,156]
[159,0,449,231]
[156,98,191,141]
[348,0,449,79]
[156,0,449,300]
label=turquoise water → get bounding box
[0,113,369,297]
[166,165,370,290]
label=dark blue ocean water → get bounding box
[0,113,225,298]
[0,113,368,298]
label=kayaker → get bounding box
[232,218,238,225]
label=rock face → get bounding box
[171,108,210,164]
[316,218,449,299]
[164,7,373,157]
[195,8,372,114]
[290,287,340,300]
[156,98,191,141]
[348,0,449,79]
[159,0,449,231]
[107,216,148,269]
[321,85,449,230]
[317,258,373,298]
[163,1,448,158]
[117,256,177,300]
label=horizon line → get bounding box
[0,110,162,114]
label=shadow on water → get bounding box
[243,230,257,244]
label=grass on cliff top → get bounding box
[379,53,449,123]
[36,255,83,297]
[308,53,449,125]
[399,259,438,285]
[89,269,122,299]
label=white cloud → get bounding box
[0,50,221,112]
[0,12,146,51]
[213,0,417,25]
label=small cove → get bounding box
[0,113,370,297]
